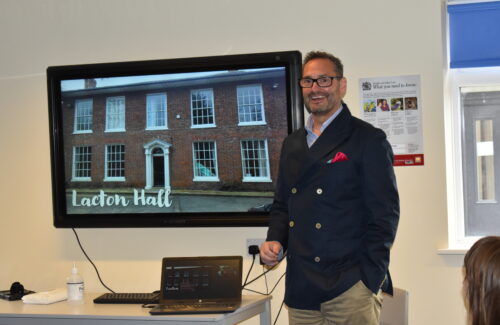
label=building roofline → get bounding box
[62,69,285,97]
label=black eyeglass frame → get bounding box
[298,76,343,88]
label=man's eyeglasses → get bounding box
[299,76,343,88]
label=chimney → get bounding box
[84,79,97,89]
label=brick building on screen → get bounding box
[61,68,288,194]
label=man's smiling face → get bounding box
[302,58,347,118]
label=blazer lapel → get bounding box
[299,105,353,176]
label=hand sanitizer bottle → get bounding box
[67,262,84,302]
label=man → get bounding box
[260,51,400,325]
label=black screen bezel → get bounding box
[47,51,303,228]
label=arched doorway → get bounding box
[144,140,172,189]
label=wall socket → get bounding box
[246,238,265,256]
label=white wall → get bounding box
[0,0,465,324]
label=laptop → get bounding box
[149,256,243,315]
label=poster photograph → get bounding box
[359,75,424,166]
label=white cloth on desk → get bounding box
[22,288,67,304]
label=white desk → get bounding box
[0,293,272,325]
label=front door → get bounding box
[152,148,165,187]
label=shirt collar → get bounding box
[305,104,343,135]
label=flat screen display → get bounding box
[47,51,303,227]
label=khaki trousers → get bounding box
[287,280,383,325]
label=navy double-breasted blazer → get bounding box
[266,104,400,310]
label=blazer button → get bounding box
[316,188,323,195]
[315,223,322,229]
[314,256,321,263]
[291,188,297,194]
[289,221,295,227]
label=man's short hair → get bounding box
[303,51,344,77]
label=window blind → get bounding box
[448,1,500,68]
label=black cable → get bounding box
[242,271,286,295]
[243,253,286,287]
[241,260,286,325]
[243,266,274,287]
[243,254,256,287]
[71,228,115,293]
[273,299,286,325]
[267,272,286,295]
[242,287,267,295]
[263,265,269,294]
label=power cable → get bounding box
[71,228,115,293]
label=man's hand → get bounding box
[260,241,283,266]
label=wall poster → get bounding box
[359,75,424,166]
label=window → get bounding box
[240,139,271,182]
[445,1,500,248]
[74,99,93,133]
[462,87,500,235]
[146,93,167,130]
[72,146,91,181]
[237,84,266,125]
[192,141,219,181]
[446,69,500,247]
[105,96,125,132]
[105,144,125,181]
[191,89,215,127]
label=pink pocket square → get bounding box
[327,152,349,164]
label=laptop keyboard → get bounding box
[93,292,159,304]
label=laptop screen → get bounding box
[160,256,242,301]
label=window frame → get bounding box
[190,88,216,128]
[240,139,272,183]
[237,84,267,126]
[192,141,220,182]
[73,98,93,134]
[105,96,126,132]
[104,144,126,182]
[445,66,500,249]
[71,146,92,181]
[146,93,168,130]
